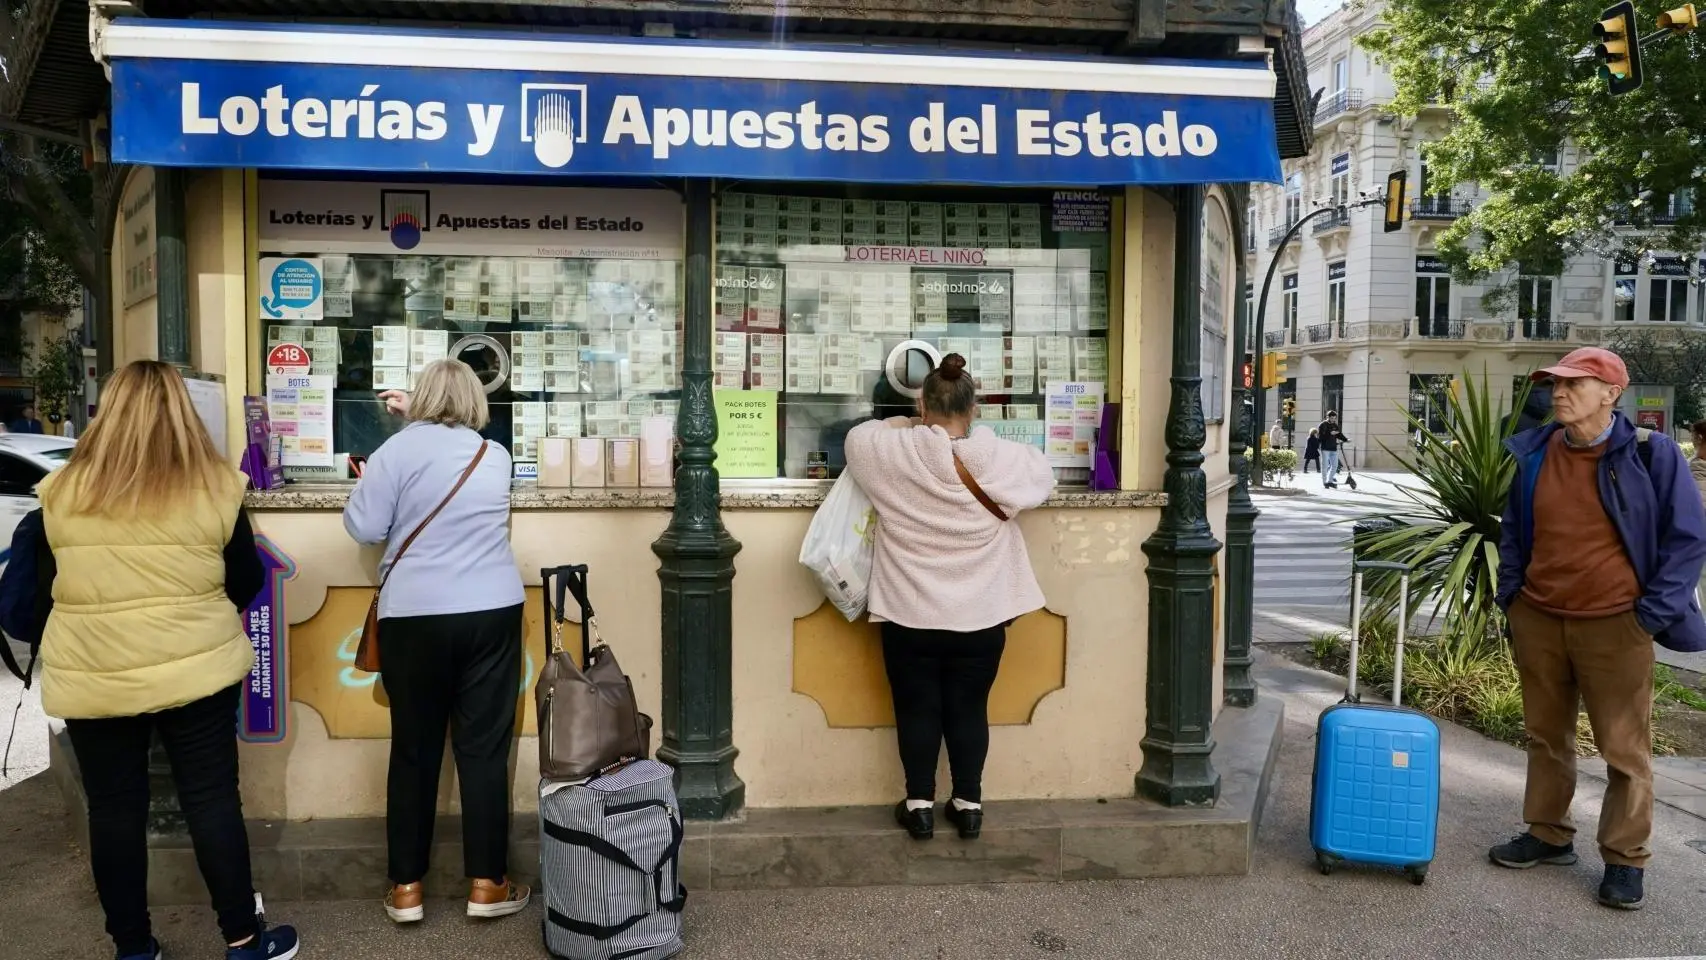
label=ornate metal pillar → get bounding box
[1223,185,1258,708]
[154,167,190,366]
[1137,184,1223,807]
[652,179,746,819]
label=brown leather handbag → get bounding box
[535,564,653,781]
[353,442,489,673]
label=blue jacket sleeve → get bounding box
[0,510,47,648]
[343,443,400,546]
[1495,473,1523,611]
[1637,437,1706,634]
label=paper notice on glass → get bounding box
[1073,338,1110,381]
[785,334,822,394]
[1084,273,1110,331]
[714,332,747,390]
[712,390,779,479]
[443,294,477,321]
[747,267,784,329]
[409,329,449,371]
[478,298,513,324]
[627,331,675,392]
[991,419,1047,456]
[265,374,335,468]
[267,325,309,349]
[967,338,1005,392]
[977,273,1012,332]
[1007,404,1040,420]
[510,347,546,392]
[322,292,353,318]
[373,366,411,391]
[749,333,785,391]
[393,259,431,283]
[1036,337,1073,386]
[859,338,886,371]
[548,402,584,438]
[1044,382,1104,468]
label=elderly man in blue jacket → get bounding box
[1492,347,1706,911]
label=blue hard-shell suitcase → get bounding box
[1309,561,1440,884]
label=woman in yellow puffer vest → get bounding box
[33,361,301,960]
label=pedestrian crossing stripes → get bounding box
[1252,496,1357,609]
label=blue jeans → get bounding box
[1322,449,1341,480]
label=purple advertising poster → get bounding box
[239,535,296,744]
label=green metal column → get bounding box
[153,167,190,366]
[1137,184,1223,807]
[652,179,746,819]
[1222,186,1258,708]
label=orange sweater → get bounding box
[1522,432,1640,617]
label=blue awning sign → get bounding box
[100,21,1284,187]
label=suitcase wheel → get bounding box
[1315,851,1338,876]
[1406,864,1428,886]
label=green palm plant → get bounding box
[1352,369,1533,655]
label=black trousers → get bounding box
[65,683,259,956]
[880,622,1007,803]
[379,602,523,885]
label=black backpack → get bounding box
[0,509,51,686]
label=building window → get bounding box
[1199,194,1233,423]
[1414,258,1452,337]
[1409,374,1453,434]
[1327,262,1347,336]
[1332,57,1349,94]
[1651,272,1692,325]
[1535,148,1560,172]
[1285,174,1303,227]
[1246,207,1258,252]
[1322,374,1344,422]
[1519,276,1555,338]
[1613,263,1638,322]
[1416,162,1451,216]
[715,186,1113,480]
[1245,283,1256,349]
[255,179,686,479]
[1330,154,1351,211]
[1282,273,1299,342]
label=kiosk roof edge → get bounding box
[100,21,1278,100]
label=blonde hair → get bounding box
[408,358,489,430]
[45,360,230,516]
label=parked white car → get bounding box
[0,434,75,566]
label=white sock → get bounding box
[951,798,981,811]
[905,799,933,812]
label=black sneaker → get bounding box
[1598,864,1645,910]
[1489,832,1578,869]
[893,801,933,840]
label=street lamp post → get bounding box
[1251,199,1384,485]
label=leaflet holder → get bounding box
[1091,402,1120,491]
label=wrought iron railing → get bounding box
[1407,318,1467,339]
[1264,330,1288,349]
[1306,323,1333,343]
[1410,197,1470,220]
[1316,90,1364,123]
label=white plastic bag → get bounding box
[799,472,878,621]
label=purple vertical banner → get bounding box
[239,535,296,744]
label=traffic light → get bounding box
[1383,169,1408,233]
[1241,356,1254,389]
[1259,353,1277,389]
[1273,352,1289,384]
[1659,3,1699,32]
[1594,1,1644,95]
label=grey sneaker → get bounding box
[1598,864,1645,910]
[1489,832,1578,868]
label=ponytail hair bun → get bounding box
[936,353,968,381]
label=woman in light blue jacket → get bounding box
[343,358,529,925]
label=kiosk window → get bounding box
[712,186,1114,483]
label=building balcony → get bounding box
[1305,323,1334,343]
[1410,198,1471,221]
[1405,318,1467,340]
[1269,224,1300,249]
[1263,329,1290,349]
[1315,89,1363,125]
[1311,208,1352,235]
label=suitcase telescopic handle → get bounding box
[1348,561,1411,707]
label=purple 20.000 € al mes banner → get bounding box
[240,535,297,744]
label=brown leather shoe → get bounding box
[467,877,531,919]
[384,882,424,923]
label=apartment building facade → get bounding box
[1250,1,1706,469]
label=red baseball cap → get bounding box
[1531,347,1629,389]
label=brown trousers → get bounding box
[1508,596,1655,867]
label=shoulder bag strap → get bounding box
[953,450,1009,522]
[378,441,489,591]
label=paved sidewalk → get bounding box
[1580,757,1706,822]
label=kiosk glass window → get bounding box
[713,187,1114,482]
[254,180,685,480]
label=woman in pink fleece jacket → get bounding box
[844,353,1057,841]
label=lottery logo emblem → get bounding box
[521,84,589,169]
[380,189,431,250]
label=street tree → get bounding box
[1604,325,1706,423]
[1360,0,1705,279]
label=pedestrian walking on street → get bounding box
[344,358,531,926]
[1303,429,1320,473]
[31,360,300,960]
[845,353,1056,842]
[1268,418,1284,450]
[1493,347,1706,910]
[1317,412,1346,487]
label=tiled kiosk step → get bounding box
[47,698,1282,903]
